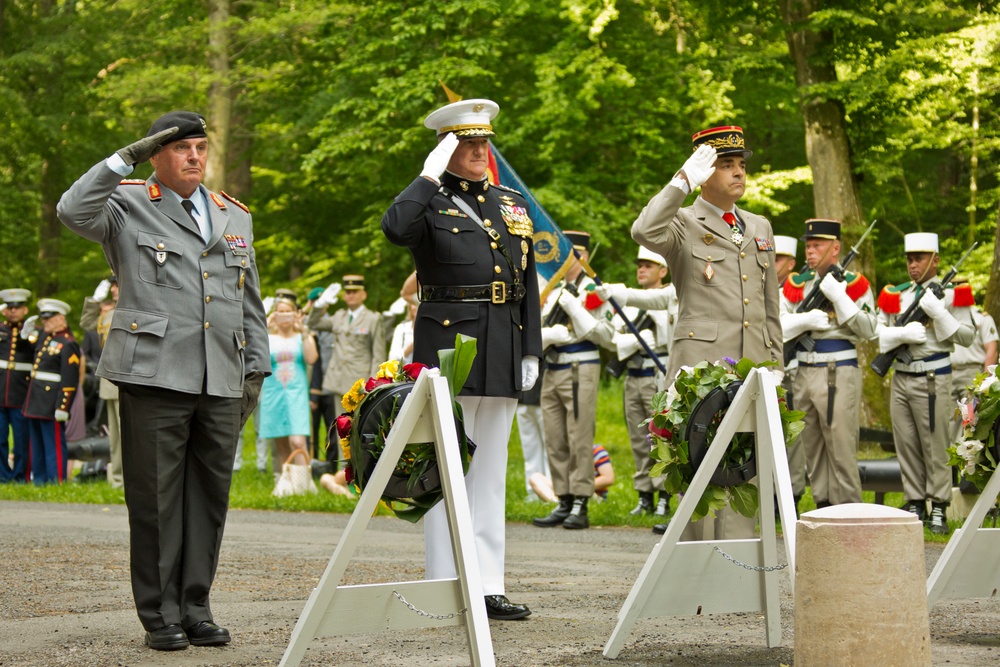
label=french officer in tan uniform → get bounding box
[630,125,783,540]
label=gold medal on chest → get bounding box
[704,262,715,281]
[701,233,715,245]
[500,195,515,206]
[731,229,744,246]
[521,239,529,254]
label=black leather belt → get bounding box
[420,282,526,304]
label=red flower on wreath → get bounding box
[334,414,353,439]
[648,419,672,440]
[365,376,393,392]
[403,362,428,380]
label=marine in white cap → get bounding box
[876,232,975,534]
[0,287,34,483]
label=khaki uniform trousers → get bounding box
[542,362,600,498]
[891,370,953,504]
[782,369,806,497]
[624,373,663,494]
[794,364,863,505]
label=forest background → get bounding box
[2,0,999,427]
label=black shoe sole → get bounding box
[486,609,532,620]
[144,637,189,651]
[189,636,231,647]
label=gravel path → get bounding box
[1,501,998,666]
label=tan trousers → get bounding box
[782,370,806,497]
[624,374,663,493]
[794,364,862,505]
[891,371,953,503]
[542,362,600,498]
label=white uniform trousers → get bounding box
[516,403,548,497]
[424,395,516,596]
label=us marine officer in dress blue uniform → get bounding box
[22,299,80,485]
[382,98,542,620]
[57,111,271,651]
[779,219,877,509]
[1,288,34,482]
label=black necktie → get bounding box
[181,199,210,242]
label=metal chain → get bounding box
[392,590,468,620]
[713,546,788,572]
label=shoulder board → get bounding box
[844,272,870,302]
[877,284,906,314]
[782,270,813,303]
[119,179,146,185]
[491,182,522,196]
[584,290,605,311]
[952,283,975,308]
[220,190,249,213]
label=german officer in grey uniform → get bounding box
[382,98,542,620]
[631,125,783,540]
[1,288,34,483]
[780,219,877,508]
[877,232,974,534]
[57,111,271,650]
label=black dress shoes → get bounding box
[144,624,189,651]
[185,621,232,646]
[484,595,531,620]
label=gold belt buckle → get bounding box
[491,281,506,304]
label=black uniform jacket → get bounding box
[23,329,80,420]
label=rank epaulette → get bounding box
[782,269,814,303]
[584,284,605,311]
[877,282,910,314]
[952,283,975,308]
[220,190,250,213]
[844,272,870,302]
[491,182,523,196]
[120,179,146,185]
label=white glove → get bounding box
[315,283,341,309]
[92,279,112,301]
[918,290,947,320]
[20,316,38,340]
[520,356,539,391]
[781,309,831,341]
[680,144,718,189]
[557,289,596,338]
[54,410,69,423]
[819,273,859,322]
[541,324,572,348]
[879,321,927,353]
[262,296,275,315]
[386,296,407,316]
[595,283,628,305]
[420,132,460,183]
[614,329,656,360]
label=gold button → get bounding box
[203,272,209,279]
[742,275,748,281]
[707,255,712,261]
[242,260,247,267]
[45,386,51,392]
[740,251,746,258]
[688,331,694,338]
[494,266,501,274]
[202,251,208,257]
[484,219,492,225]
[452,227,459,233]
[242,340,247,347]
[491,242,497,249]
[477,195,485,203]
[130,322,138,330]
[743,321,750,328]
[443,319,451,327]
[157,243,165,250]
[204,322,210,329]
[205,296,211,303]
[764,262,769,268]
[744,298,750,305]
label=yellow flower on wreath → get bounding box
[341,377,366,412]
[376,359,400,381]
[341,438,351,461]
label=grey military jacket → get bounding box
[307,304,385,395]
[632,185,783,380]
[56,162,270,398]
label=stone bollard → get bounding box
[795,503,930,666]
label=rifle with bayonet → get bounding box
[605,310,654,379]
[870,241,979,377]
[783,219,878,366]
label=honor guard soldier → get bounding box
[598,246,676,517]
[772,235,807,512]
[23,299,80,485]
[631,125,783,540]
[382,98,542,620]
[780,220,877,508]
[1,288,34,482]
[533,231,614,531]
[877,233,975,533]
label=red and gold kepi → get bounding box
[691,125,752,158]
[803,218,841,241]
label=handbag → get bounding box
[272,448,318,497]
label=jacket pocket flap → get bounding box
[110,309,169,338]
[691,246,727,262]
[137,231,184,257]
[675,319,718,342]
[225,251,250,268]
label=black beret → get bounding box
[146,111,207,142]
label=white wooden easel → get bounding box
[927,463,1000,607]
[604,368,797,658]
[279,369,495,667]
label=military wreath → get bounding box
[645,357,805,521]
[332,334,477,522]
[948,365,1000,492]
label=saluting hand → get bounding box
[115,127,180,166]
[420,132,460,183]
[680,144,717,189]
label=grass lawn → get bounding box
[0,376,958,542]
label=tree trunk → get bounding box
[38,156,62,296]
[985,202,1000,325]
[205,0,231,192]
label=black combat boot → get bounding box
[928,502,950,535]
[629,491,654,516]
[562,496,590,530]
[532,495,573,527]
[902,500,927,522]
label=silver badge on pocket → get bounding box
[155,251,167,265]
